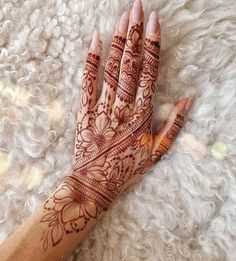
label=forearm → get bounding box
[0,172,109,261]
[0,206,96,261]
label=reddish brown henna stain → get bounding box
[134,114,185,176]
[104,36,126,91]
[117,23,143,103]
[79,53,100,113]
[40,29,184,251]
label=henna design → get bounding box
[40,183,98,251]
[134,114,184,175]
[113,104,133,126]
[117,23,143,103]
[41,25,184,251]
[41,104,154,250]
[104,36,126,91]
[78,53,99,114]
[79,111,116,153]
[135,38,160,111]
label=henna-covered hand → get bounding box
[40,0,193,251]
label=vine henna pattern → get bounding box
[40,14,187,251]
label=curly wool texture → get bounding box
[0,0,236,260]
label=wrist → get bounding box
[66,170,118,212]
[40,169,118,251]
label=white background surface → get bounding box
[0,0,236,260]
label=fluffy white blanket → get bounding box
[0,0,235,260]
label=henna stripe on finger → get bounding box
[115,1,144,105]
[135,38,160,110]
[117,22,143,104]
[100,11,129,108]
[135,11,160,112]
[104,36,126,91]
[155,114,184,155]
[80,53,100,110]
[79,31,101,115]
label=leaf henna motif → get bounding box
[40,22,185,251]
[79,53,100,112]
[117,23,144,103]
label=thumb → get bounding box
[152,97,193,160]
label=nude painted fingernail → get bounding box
[176,97,194,114]
[90,31,100,53]
[148,11,158,35]
[184,98,194,113]
[132,0,143,22]
[118,11,130,33]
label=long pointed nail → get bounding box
[132,0,143,22]
[181,98,193,113]
[148,11,158,35]
[118,11,130,33]
[90,31,100,53]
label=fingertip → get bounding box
[118,11,130,34]
[90,30,100,54]
[148,11,158,35]
[132,0,143,22]
[146,11,160,40]
[176,97,194,115]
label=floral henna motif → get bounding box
[135,38,160,110]
[40,18,184,251]
[41,105,154,250]
[79,112,116,153]
[40,183,99,251]
[113,104,133,126]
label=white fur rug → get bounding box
[0,0,236,260]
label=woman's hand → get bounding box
[40,0,193,252]
[0,1,193,260]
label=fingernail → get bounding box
[90,31,100,53]
[132,0,143,22]
[148,11,158,35]
[184,98,194,113]
[118,11,130,33]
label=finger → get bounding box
[152,98,193,161]
[115,0,144,107]
[98,11,129,109]
[135,11,161,111]
[78,31,102,118]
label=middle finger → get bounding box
[114,0,144,109]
